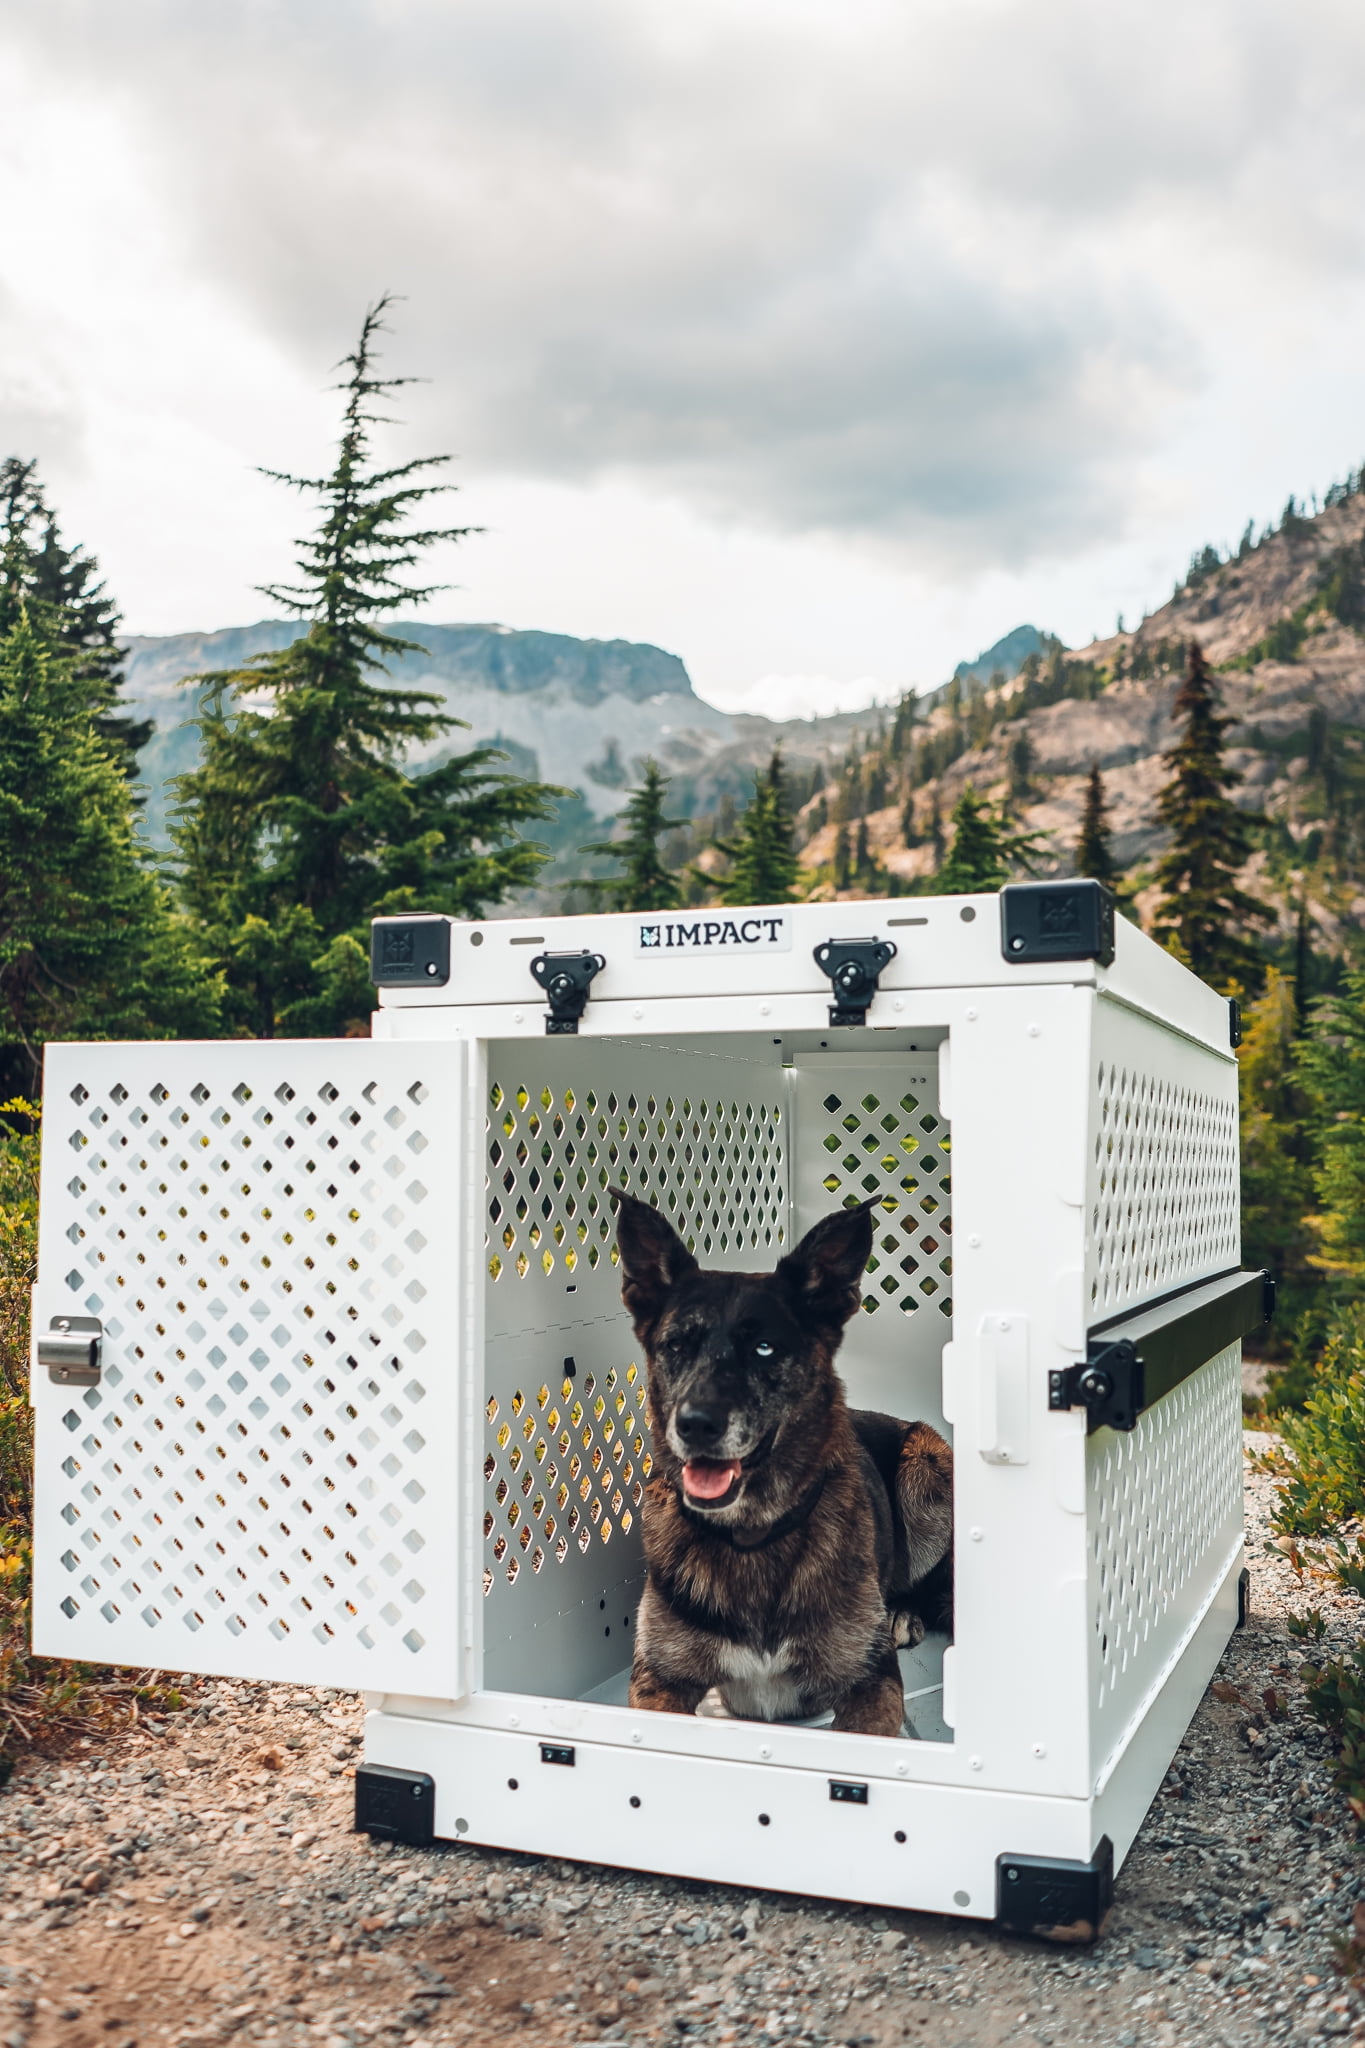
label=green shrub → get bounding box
[1271,1308,1365,1534]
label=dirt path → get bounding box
[2,1439,1363,2048]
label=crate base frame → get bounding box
[360,1545,1241,1925]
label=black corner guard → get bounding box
[355,1763,436,1846]
[530,950,605,1035]
[370,916,451,989]
[1050,1268,1272,1433]
[997,1836,1114,1944]
[1000,879,1116,968]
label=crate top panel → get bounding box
[375,894,1230,1055]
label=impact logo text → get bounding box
[634,914,793,956]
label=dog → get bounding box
[612,1191,953,1738]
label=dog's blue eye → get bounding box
[755,1341,774,1358]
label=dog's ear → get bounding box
[611,1190,699,1337]
[776,1199,875,1327]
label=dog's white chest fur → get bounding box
[709,1640,806,1721]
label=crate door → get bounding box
[31,1040,465,1695]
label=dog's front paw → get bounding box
[890,1607,926,1650]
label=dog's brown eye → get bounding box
[755,1341,774,1358]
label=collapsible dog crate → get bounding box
[29,887,1266,1935]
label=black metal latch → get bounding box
[1049,1340,1140,1434]
[530,950,605,1035]
[813,937,897,1027]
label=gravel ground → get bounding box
[3,1437,1364,2048]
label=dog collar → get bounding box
[685,1468,828,1552]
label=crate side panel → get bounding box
[481,1320,648,1696]
[32,1040,463,1692]
[1087,1343,1243,1783]
[1087,1001,1239,1323]
[790,1051,950,1433]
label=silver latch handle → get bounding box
[37,1316,103,1387]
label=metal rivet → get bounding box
[965,1007,978,1021]
[631,1731,643,1745]
[1032,1744,1046,1758]
[633,1007,643,1020]
[513,1011,524,1024]
[967,1233,981,1248]
[969,1527,983,1542]
[969,1756,983,1772]
[893,998,904,1011]
[509,1715,519,1728]
[1027,1023,1040,1038]
[759,1745,772,1760]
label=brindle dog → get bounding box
[613,1191,953,1738]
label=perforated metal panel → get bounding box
[1086,1342,1243,1774]
[790,1050,950,1433]
[32,1041,463,1692]
[1087,1001,1239,1319]
[483,1342,651,1593]
[484,1037,788,1340]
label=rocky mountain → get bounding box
[120,618,1040,852]
[798,479,1365,954]
[121,620,733,843]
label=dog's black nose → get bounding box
[676,1401,725,1449]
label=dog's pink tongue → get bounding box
[682,1458,742,1501]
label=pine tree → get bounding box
[172,300,563,1036]
[714,751,799,907]
[1006,730,1035,804]
[832,823,851,891]
[889,691,919,760]
[577,759,684,911]
[0,458,151,774]
[0,606,218,1092]
[1240,969,1316,1327]
[1297,969,1365,1281]
[928,791,945,865]
[1075,763,1117,883]
[1152,642,1270,991]
[936,787,1045,893]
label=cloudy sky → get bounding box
[2,0,1365,717]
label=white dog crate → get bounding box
[29,885,1265,1937]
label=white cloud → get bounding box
[1,0,1364,702]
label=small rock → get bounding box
[80,1870,107,1895]
[1133,1947,1159,1969]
